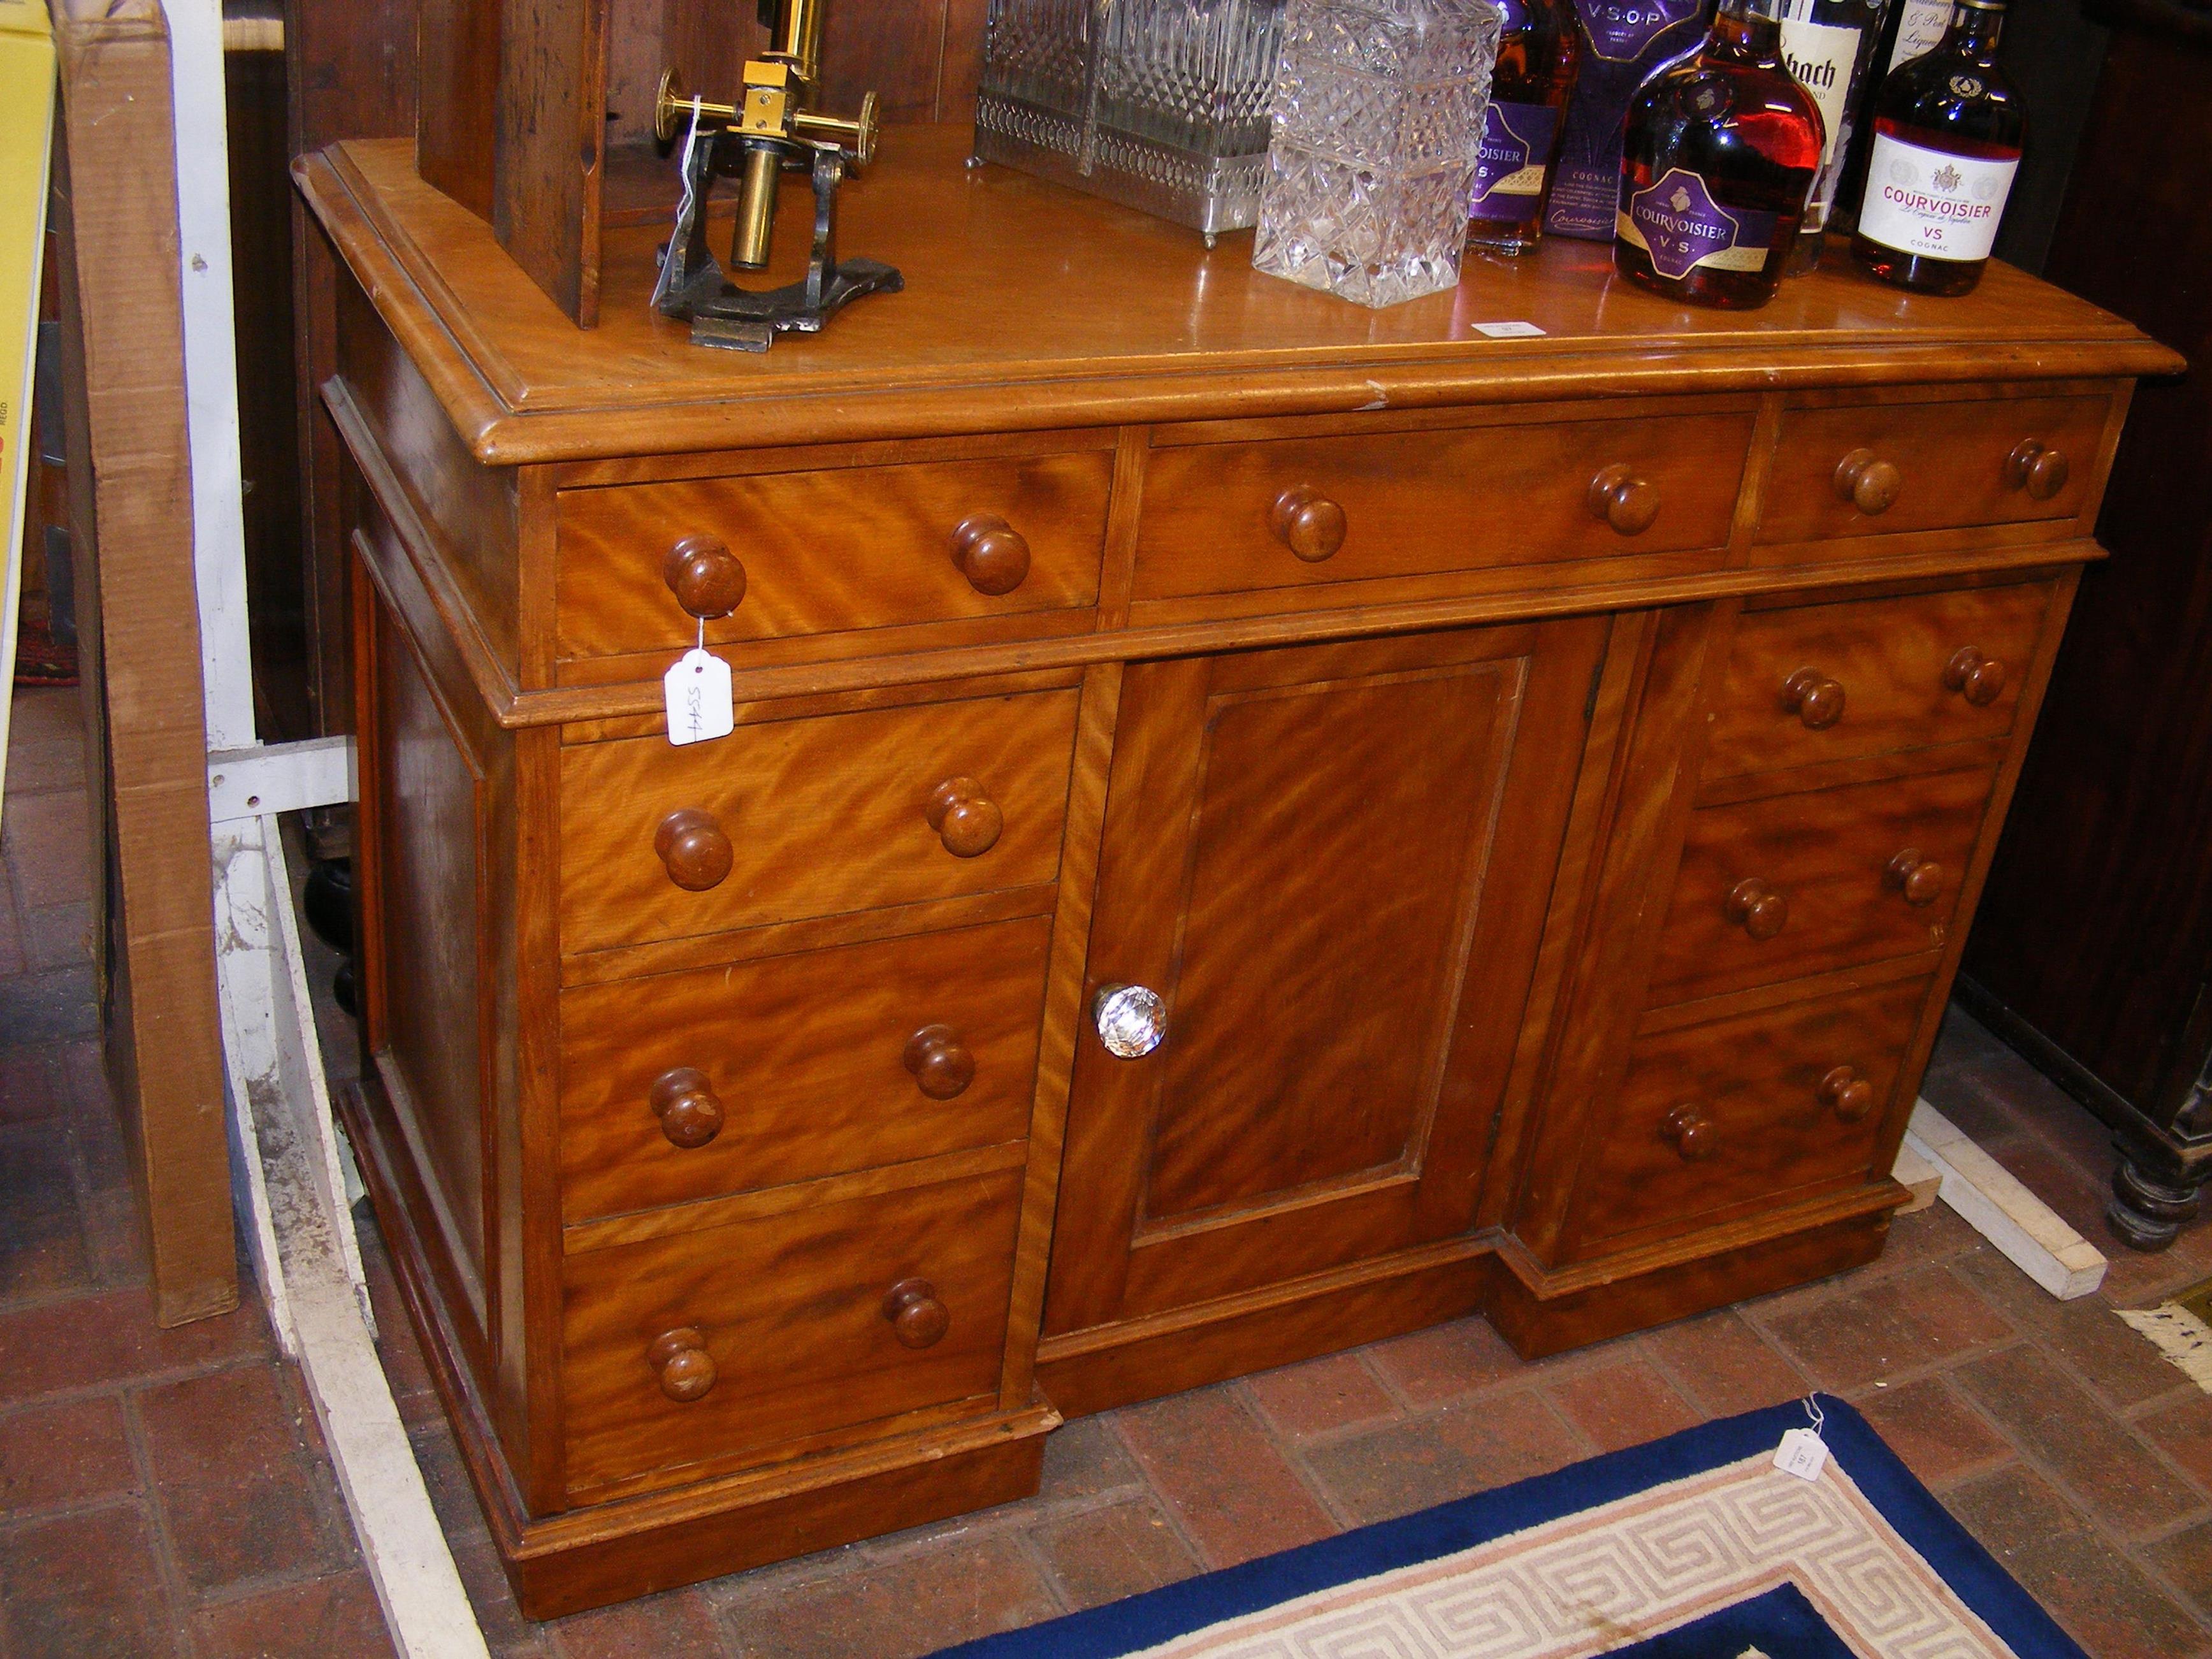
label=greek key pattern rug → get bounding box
[942,1397,2083,1659]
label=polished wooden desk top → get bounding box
[298,125,2176,465]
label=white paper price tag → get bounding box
[1472,320,1547,338]
[664,648,734,746]
[1773,1426,1829,1482]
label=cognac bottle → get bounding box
[1614,0,1825,308]
[1851,0,2022,295]
[1466,0,1582,255]
[1777,0,1891,271]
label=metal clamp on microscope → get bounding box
[653,0,902,351]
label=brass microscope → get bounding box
[652,0,901,351]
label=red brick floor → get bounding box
[4,681,2210,1656]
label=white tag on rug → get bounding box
[1472,320,1547,338]
[664,648,734,746]
[1773,1426,1829,1482]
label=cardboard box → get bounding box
[1545,0,1714,241]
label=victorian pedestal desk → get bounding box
[298,125,2179,1616]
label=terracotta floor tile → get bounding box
[1760,1264,2012,1389]
[136,1363,352,1593]
[18,901,91,973]
[725,1533,1060,1658]
[356,1222,440,1425]
[453,1539,550,1657]
[1946,1465,2209,1659]
[0,1394,137,1514]
[1030,1496,1200,1612]
[1646,1309,1811,1416]
[0,966,98,1044]
[1038,1414,1146,1506]
[1543,1356,1702,1454]
[1243,1351,1400,1439]
[1,791,90,906]
[9,689,82,746]
[1301,1387,1587,1526]
[0,1043,62,1124]
[2148,1519,2212,1623]
[192,1569,400,1659]
[1365,1315,1526,1407]
[0,1284,270,1404]
[1951,1245,2190,1410]
[4,737,84,799]
[0,1121,89,1300]
[0,894,25,980]
[1116,1386,1336,1568]
[0,1503,182,1657]
[1954,1344,2206,1539]
[1854,1375,2011,1488]
[2103,1217,2212,1308]
[2139,1393,2212,1498]
[547,1584,727,1658]
[410,1420,495,1547]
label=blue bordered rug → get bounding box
[942,1395,2082,1658]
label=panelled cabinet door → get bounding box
[1045,618,1611,1337]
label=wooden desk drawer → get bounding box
[554,450,1111,662]
[1575,976,1927,1254]
[561,1168,1022,1496]
[1756,392,2107,549]
[1647,763,1995,1006]
[1132,410,1753,599]
[1706,582,2053,779]
[559,917,1051,1222]
[558,686,1081,955]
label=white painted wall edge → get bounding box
[1905,1099,2109,1301]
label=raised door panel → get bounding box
[1045,618,1609,1337]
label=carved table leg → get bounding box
[2108,1157,2205,1252]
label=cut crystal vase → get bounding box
[1252,0,1504,306]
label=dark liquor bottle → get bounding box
[1614,0,1825,308]
[1851,0,2022,295]
[1778,0,1891,271]
[1467,0,1583,254]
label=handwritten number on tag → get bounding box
[665,648,734,746]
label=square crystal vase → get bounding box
[974,0,1287,237]
[1252,0,1503,306]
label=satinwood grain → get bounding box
[1568,976,1929,1257]
[1134,412,1751,598]
[1758,391,2111,547]
[558,917,1050,1221]
[560,1167,1023,1496]
[554,449,1111,662]
[1704,581,2054,778]
[1647,762,1999,1006]
[557,685,1080,952]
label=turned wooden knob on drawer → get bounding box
[1724,877,1789,941]
[1943,646,2007,707]
[654,808,733,891]
[1269,485,1348,563]
[902,1024,976,1100]
[1884,848,1945,906]
[647,1326,716,1402]
[647,1066,725,1148]
[1818,1064,1876,1124]
[950,514,1032,596]
[882,1279,949,1349]
[1834,448,1903,516]
[2006,438,2071,502]
[1586,462,1661,537]
[1659,1104,1718,1161]
[1781,667,1846,730]
[925,776,1003,858]
[663,534,748,619]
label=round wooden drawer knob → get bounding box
[1818,1064,1876,1124]
[1587,462,1661,537]
[1724,877,1789,941]
[2006,438,2071,502]
[1269,485,1347,563]
[663,534,748,619]
[882,1278,949,1349]
[654,808,733,891]
[1781,667,1846,731]
[902,1025,976,1100]
[1884,848,1945,906]
[950,514,1032,596]
[1660,1104,1717,1161]
[1943,646,2007,707]
[1834,449,1902,516]
[647,1066,725,1149]
[647,1326,717,1402]
[925,776,1002,858]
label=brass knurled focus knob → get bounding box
[1270,485,1348,562]
[1781,667,1846,730]
[1587,462,1661,537]
[1835,448,1902,516]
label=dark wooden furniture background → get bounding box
[301,119,2174,1614]
[1957,0,2212,1251]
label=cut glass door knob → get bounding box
[1092,983,1166,1059]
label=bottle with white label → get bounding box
[1851,0,2023,295]
[1777,0,1891,272]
